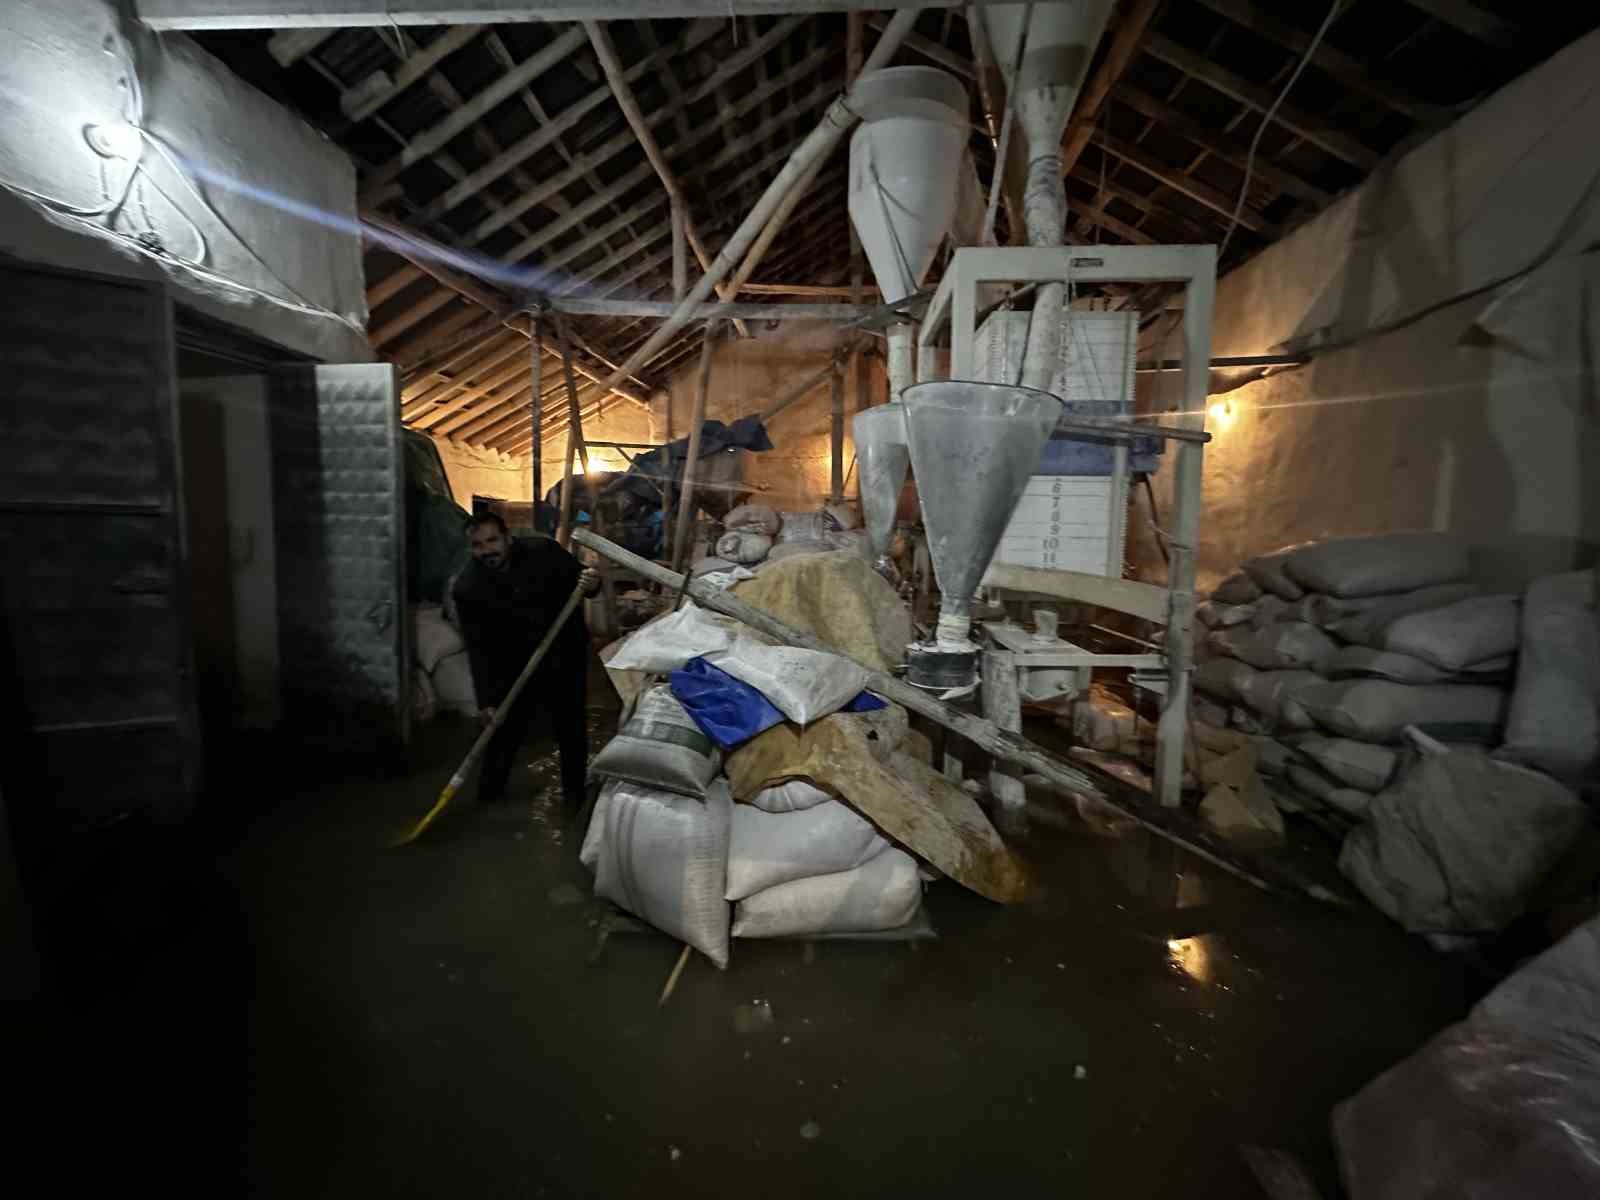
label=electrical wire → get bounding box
[1217,0,1342,263]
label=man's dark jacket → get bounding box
[452,536,588,708]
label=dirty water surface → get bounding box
[31,662,1479,1197]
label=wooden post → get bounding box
[552,310,617,636]
[530,312,543,515]
[829,360,845,503]
[670,320,719,572]
[671,202,688,303]
[1153,438,1203,808]
[982,648,1027,833]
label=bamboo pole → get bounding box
[670,321,720,572]
[554,311,593,548]
[829,360,845,502]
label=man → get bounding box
[452,513,599,808]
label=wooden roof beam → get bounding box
[1403,0,1522,50]
[1192,0,1449,123]
[1142,33,1381,170]
[583,20,750,337]
[1060,0,1163,180]
[1094,132,1282,235]
[341,24,482,123]
[1109,82,1334,206]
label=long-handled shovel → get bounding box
[393,581,586,846]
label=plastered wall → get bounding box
[0,0,370,363]
[1134,29,1600,594]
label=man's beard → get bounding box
[480,552,504,569]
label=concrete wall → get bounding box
[1136,29,1600,594]
[0,0,369,363]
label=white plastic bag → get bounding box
[603,603,737,674]
[1325,645,1511,685]
[594,779,733,968]
[710,636,869,725]
[1193,656,1259,702]
[1238,668,1322,728]
[1287,762,1374,818]
[731,847,920,938]
[725,799,889,901]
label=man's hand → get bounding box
[578,567,600,596]
[479,706,497,729]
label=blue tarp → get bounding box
[670,655,886,750]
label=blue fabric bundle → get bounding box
[669,656,885,750]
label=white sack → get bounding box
[1286,763,1373,817]
[1252,737,1296,777]
[1193,656,1259,702]
[714,530,774,565]
[1303,593,1380,627]
[1243,544,1309,600]
[1211,621,1338,672]
[1298,680,1508,744]
[1325,645,1506,685]
[710,636,868,725]
[594,779,733,968]
[723,503,781,536]
[1326,582,1481,645]
[1238,669,1322,727]
[1211,569,1263,605]
[431,649,478,715]
[603,603,737,674]
[776,511,827,543]
[725,799,890,901]
[1379,595,1521,671]
[1294,736,1399,792]
[1196,600,1254,629]
[747,779,833,814]
[1285,532,1469,598]
[1340,751,1587,933]
[732,847,920,938]
[1498,570,1600,787]
[1248,594,1291,627]
[414,604,465,672]
[590,684,723,796]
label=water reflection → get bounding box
[1167,936,1214,984]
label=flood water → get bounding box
[21,661,1480,1196]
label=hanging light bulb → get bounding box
[84,121,143,161]
[1207,399,1236,431]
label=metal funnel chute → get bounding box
[852,403,909,579]
[847,65,967,400]
[902,380,1063,687]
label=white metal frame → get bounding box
[918,245,1216,810]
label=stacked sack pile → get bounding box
[689,502,870,579]
[1191,532,1598,933]
[582,598,933,969]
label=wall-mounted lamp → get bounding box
[84,121,143,161]
[1207,399,1236,431]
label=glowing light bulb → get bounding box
[1207,400,1235,431]
[84,121,143,161]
